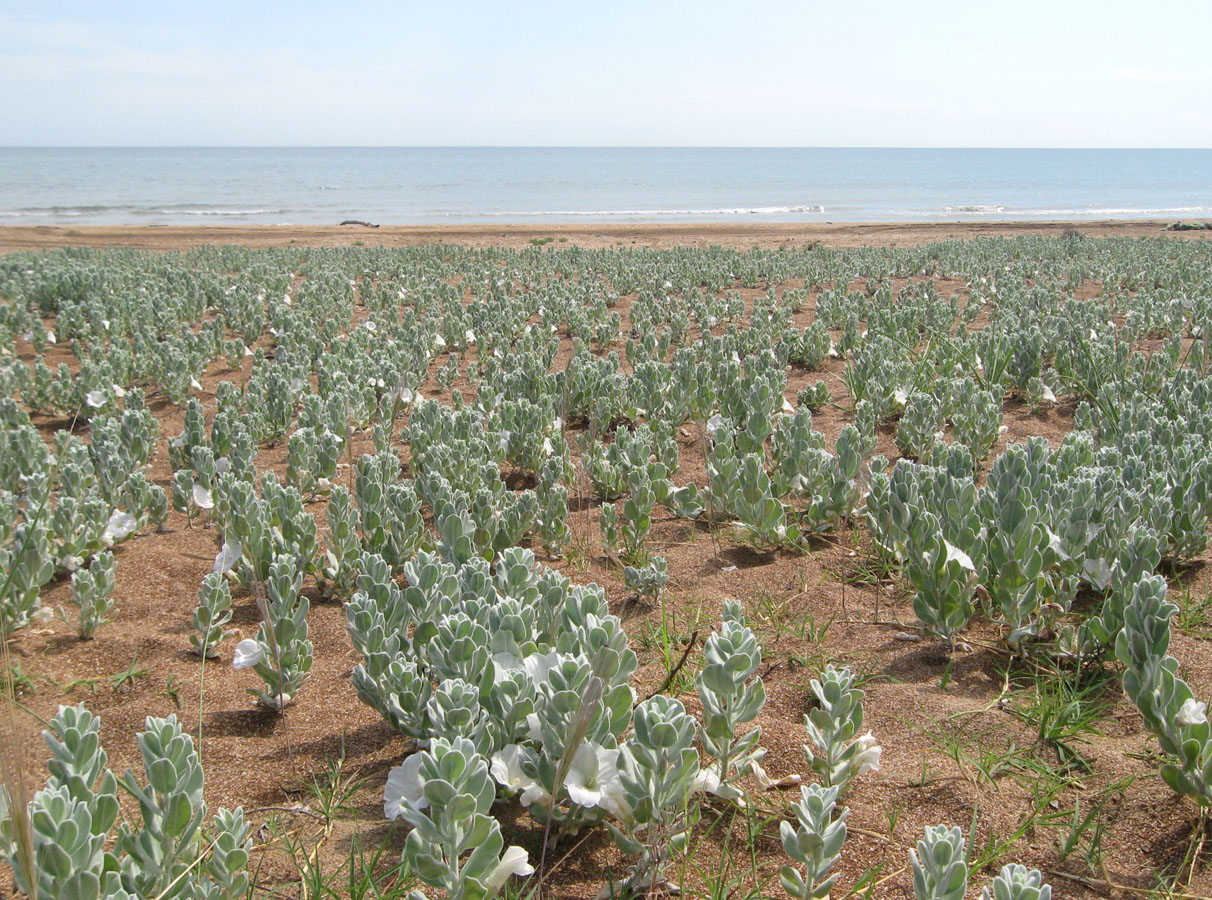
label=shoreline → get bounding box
[1,219,1209,252]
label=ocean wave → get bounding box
[0,204,145,217]
[469,205,827,218]
[1022,206,1212,217]
[937,205,1212,218]
[0,204,296,219]
[942,205,1007,214]
[162,208,294,217]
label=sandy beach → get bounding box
[1,218,1208,253]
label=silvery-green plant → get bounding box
[1,520,55,634]
[797,380,831,411]
[320,484,363,598]
[285,426,342,499]
[618,467,658,565]
[50,486,110,570]
[344,555,435,739]
[191,573,234,659]
[384,737,533,900]
[803,665,881,791]
[63,548,117,639]
[611,695,703,893]
[1078,527,1160,655]
[1,704,119,899]
[120,471,168,534]
[978,444,1059,646]
[168,398,208,472]
[624,556,668,605]
[695,599,766,800]
[910,825,968,900]
[981,864,1052,900]
[117,714,251,900]
[950,377,1003,462]
[535,454,572,557]
[895,391,944,461]
[779,783,848,900]
[2,705,250,900]
[906,523,978,651]
[1117,574,1212,805]
[707,428,798,548]
[233,554,313,710]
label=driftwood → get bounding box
[339,219,380,228]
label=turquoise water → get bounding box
[1,147,1209,225]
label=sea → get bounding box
[1,147,1210,226]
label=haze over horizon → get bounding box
[3,0,1210,149]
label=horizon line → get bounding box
[2,145,1211,152]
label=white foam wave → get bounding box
[167,208,292,217]
[942,205,1007,214]
[938,205,1212,218]
[469,205,827,218]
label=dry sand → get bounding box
[1,218,1208,253]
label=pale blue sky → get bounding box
[2,0,1210,147]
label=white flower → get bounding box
[46,330,56,344]
[86,389,106,408]
[102,510,137,545]
[1046,528,1069,561]
[432,334,446,351]
[213,540,242,575]
[31,606,55,626]
[565,743,618,809]
[192,484,214,510]
[827,340,839,358]
[61,554,84,572]
[484,846,533,892]
[232,639,264,670]
[942,540,975,572]
[384,753,427,819]
[690,762,723,797]
[112,384,126,399]
[397,386,414,405]
[852,732,882,777]
[782,396,795,414]
[465,329,476,344]
[101,319,110,330]
[1176,698,1209,729]
[706,414,726,438]
[1040,382,1056,403]
[1083,557,1113,591]
[541,437,554,456]
[525,712,542,742]
[190,377,203,391]
[490,744,533,790]
[282,294,292,306]
[892,387,909,406]
[490,744,550,808]
[522,650,570,685]
[748,759,802,791]
[363,319,376,332]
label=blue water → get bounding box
[1,147,1209,225]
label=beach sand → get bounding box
[1,218,1208,253]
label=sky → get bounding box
[2,0,1210,147]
